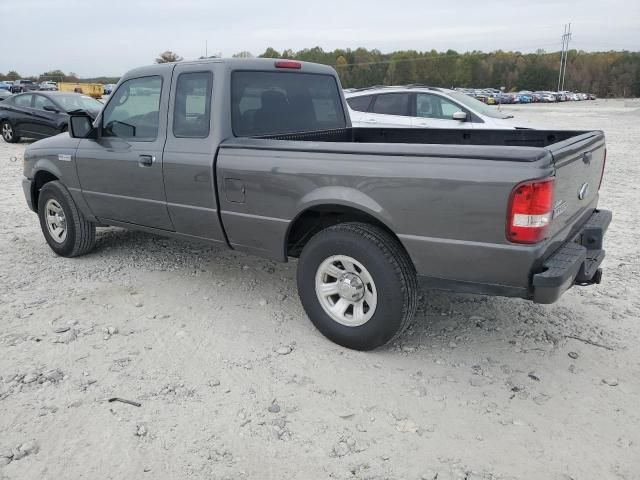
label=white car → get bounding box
[344,86,521,129]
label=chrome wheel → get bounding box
[44,199,67,243]
[2,122,13,141]
[314,255,377,327]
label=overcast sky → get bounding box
[2,0,639,77]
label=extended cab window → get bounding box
[346,95,372,112]
[231,71,346,136]
[371,93,410,116]
[173,71,213,138]
[102,76,162,140]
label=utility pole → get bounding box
[561,23,571,91]
[557,23,572,92]
[205,40,208,58]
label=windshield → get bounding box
[446,90,512,119]
[54,94,103,112]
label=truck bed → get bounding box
[259,127,588,150]
[219,126,605,295]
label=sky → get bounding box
[1,0,639,77]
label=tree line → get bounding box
[258,47,639,97]
[0,69,119,85]
[3,47,638,97]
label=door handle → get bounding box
[138,155,154,167]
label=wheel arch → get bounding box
[285,201,412,270]
[32,169,60,210]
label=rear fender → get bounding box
[296,186,394,230]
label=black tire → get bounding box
[297,222,418,350]
[38,181,96,257]
[1,120,20,143]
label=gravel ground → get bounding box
[1,99,639,480]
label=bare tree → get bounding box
[155,51,183,64]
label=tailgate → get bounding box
[547,131,606,239]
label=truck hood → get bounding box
[25,133,81,152]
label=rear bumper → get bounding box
[532,209,612,303]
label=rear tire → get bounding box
[38,181,96,257]
[297,222,418,350]
[1,120,19,143]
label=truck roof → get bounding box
[123,58,338,80]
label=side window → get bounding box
[438,98,462,118]
[102,76,162,140]
[346,95,372,112]
[173,71,213,138]
[33,95,57,111]
[14,94,33,108]
[416,93,463,119]
[371,93,410,116]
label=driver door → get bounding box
[75,73,174,230]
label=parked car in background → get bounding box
[516,93,532,103]
[0,81,14,91]
[0,92,102,142]
[588,93,597,100]
[103,83,116,95]
[39,81,58,91]
[345,85,520,129]
[10,80,39,93]
[0,90,12,101]
[536,92,557,103]
[496,93,514,104]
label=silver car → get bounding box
[345,85,522,129]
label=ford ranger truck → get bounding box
[21,58,611,350]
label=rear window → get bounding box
[346,95,372,112]
[231,71,346,136]
[371,93,410,116]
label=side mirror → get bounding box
[69,115,94,139]
[452,111,468,121]
[43,105,59,113]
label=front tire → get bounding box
[1,120,19,143]
[38,181,96,257]
[297,222,418,350]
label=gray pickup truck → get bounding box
[21,58,611,350]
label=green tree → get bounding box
[259,47,281,58]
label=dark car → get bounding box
[0,90,12,101]
[0,91,102,142]
[10,79,39,93]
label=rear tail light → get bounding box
[507,178,555,244]
[598,148,606,190]
[274,60,302,69]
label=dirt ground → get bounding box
[1,99,639,480]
